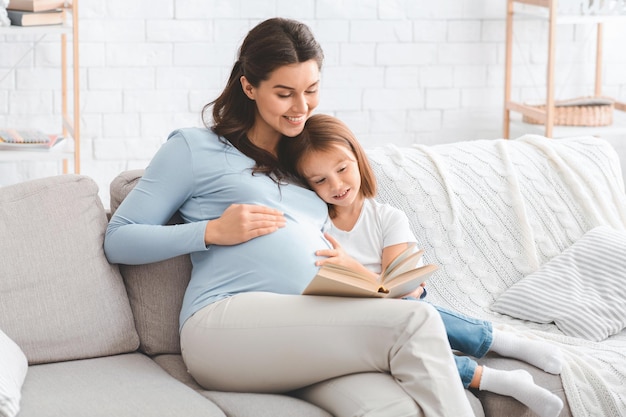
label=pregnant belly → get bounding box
[204,219,329,294]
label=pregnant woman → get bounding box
[104,17,474,417]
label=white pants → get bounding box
[180,292,474,417]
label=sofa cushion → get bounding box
[491,226,626,342]
[152,354,333,417]
[109,169,190,355]
[0,329,28,417]
[19,353,225,417]
[203,391,333,417]
[0,175,139,364]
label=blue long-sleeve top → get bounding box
[104,127,330,330]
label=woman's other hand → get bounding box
[204,204,286,245]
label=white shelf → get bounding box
[0,3,80,174]
[0,148,73,162]
[504,0,626,138]
[0,24,73,35]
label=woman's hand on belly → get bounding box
[204,203,287,245]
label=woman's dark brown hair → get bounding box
[203,18,324,179]
[279,114,377,218]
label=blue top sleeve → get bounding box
[104,131,209,265]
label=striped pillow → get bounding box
[491,226,626,342]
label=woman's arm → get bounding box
[105,130,288,265]
[104,132,208,265]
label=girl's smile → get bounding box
[300,144,363,211]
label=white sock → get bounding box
[489,329,563,374]
[479,367,564,417]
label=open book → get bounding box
[302,243,438,298]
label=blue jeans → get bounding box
[406,298,493,388]
[434,305,493,388]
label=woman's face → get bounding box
[241,60,320,149]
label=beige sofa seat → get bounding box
[154,354,336,417]
[20,353,225,417]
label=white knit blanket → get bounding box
[367,135,626,417]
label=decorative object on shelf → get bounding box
[6,0,65,12]
[0,129,64,151]
[0,128,55,143]
[560,0,626,15]
[6,7,63,26]
[522,96,614,127]
[0,137,64,151]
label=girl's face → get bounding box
[241,60,320,149]
[299,144,362,209]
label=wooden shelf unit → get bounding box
[0,1,80,173]
[503,0,626,138]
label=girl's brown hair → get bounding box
[279,114,377,217]
[203,18,324,180]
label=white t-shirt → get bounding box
[327,198,418,274]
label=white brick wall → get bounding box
[1,0,626,207]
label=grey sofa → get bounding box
[2,134,624,417]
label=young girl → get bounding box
[279,114,565,417]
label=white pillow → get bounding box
[0,329,27,417]
[491,226,626,342]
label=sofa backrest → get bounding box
[0,175,139,364]
[366,135,626,321]
[109,169,190,356]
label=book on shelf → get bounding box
[7,0,66,12]
[6,8,64,27]
[302,243,438,298]
[0,129,64,151]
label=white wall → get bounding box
[2,0,626,206]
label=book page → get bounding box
[302,271,385,297]
[384,264,438,299]
[382,248,424,284]
[320,263,378,282]
[382,243,417,277]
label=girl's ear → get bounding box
[240,76,255,100]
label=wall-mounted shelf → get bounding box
[0,2,80,173]
[503,0,626,138]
